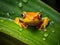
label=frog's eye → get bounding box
[37,13,42,20]
[36,12,42,17]
[21,14,26,18]
[38,13,42,17]
[21,14,23,17]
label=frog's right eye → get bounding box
[21,14,26,18]
[21,14,23,17]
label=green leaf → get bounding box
[0,0,60,45]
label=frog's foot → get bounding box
[21,22,28,28]
[39,23,47,32]
[14,17,28,28]
[38,17,49,32]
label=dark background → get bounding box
[42,0,60,13]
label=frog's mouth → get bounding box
[27,21,40,26]
[19,18,32,23]
[19,18,41,26]
[20,18,41,22]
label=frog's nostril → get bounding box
[33,18,37,21]
[33,16,38,20]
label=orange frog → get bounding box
[14,12,49,31]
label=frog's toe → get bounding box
[38,28,42,31]
[44,28,47,32]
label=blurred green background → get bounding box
[42,0,60,13]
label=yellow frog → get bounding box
[14,12,49,31]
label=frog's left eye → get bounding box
[38,13,42,17]
[21,14,26,18]
[37,13,42,20]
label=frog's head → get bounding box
[20,12,42,25]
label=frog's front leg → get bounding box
[39,17,49,31]
[14,17,28,28]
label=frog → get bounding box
[14,12,49,31]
